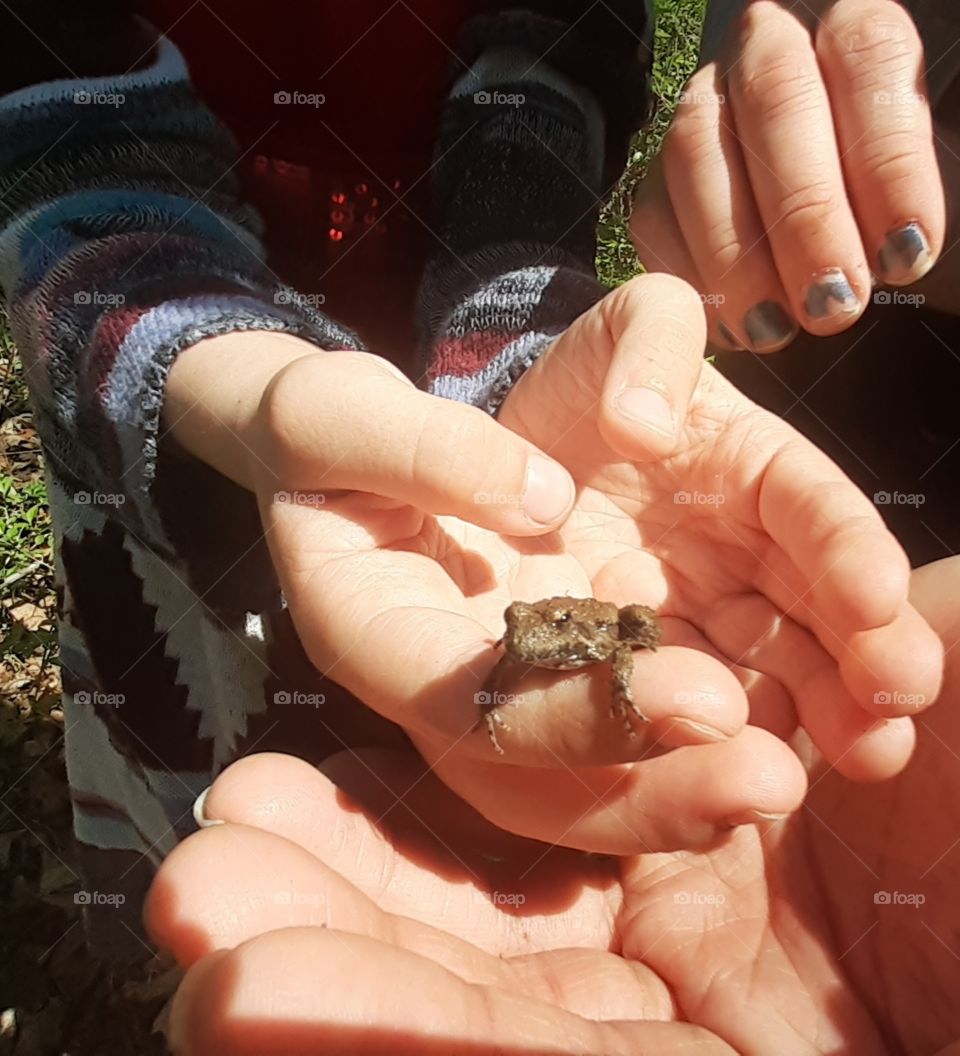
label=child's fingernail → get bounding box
[802,269,860,322]
[717,322,746,350]
[192,786,223,829]
[722,809,790,829]
[522,455,575,525]
[615,386,675,436]
[744,301,797,352]
[877,222,932,284]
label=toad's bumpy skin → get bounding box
[479,597,662,754]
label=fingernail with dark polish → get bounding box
[803,269,860,321]
[878,222,932,284]
[717,322,746,350]
[744,301,797,352]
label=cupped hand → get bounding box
[252,274,941,857]
[147,565,960,1056]
[631,0,946,351]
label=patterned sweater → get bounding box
[0,3,652,958]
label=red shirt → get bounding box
[139,2,481,361]
[142,1,477,161]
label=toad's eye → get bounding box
[554,612,571,624]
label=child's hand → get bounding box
[239,275,942,857]
[164,331,577,538]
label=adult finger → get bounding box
[757,425,910,631]
[728,2,871,333]
[700,593,918,780]
[176,752,625,957]
[629,162,742,346]
[167,929,738,1056]
[662,64,797,352]
[816,0,943,285]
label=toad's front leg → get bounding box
[476,653,513,754]
[610,645,651,732]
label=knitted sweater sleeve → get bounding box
[0,9,360,542]
[417,0,654,414]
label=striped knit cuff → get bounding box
[0,25,363,543]
[419,32,614,411]
[426,256,605,415]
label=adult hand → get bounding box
[631,0,946,351]
[147,553,960,1056]
[245,274,941,859]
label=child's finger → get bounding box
[254,350,575,535]
[540,272,708,461]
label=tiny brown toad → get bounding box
[479,596,662,754]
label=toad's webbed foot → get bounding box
[483,709,508,755]
[611,646,650,732]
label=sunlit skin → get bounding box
[165,271,941,858]
[146,557,960,1055]
[146,0,960,1047]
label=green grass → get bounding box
[0,325,57,711]
[597,0,707,287]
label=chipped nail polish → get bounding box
[744,301,797,352]
[802,270,860,320]
[878,222,932,284]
